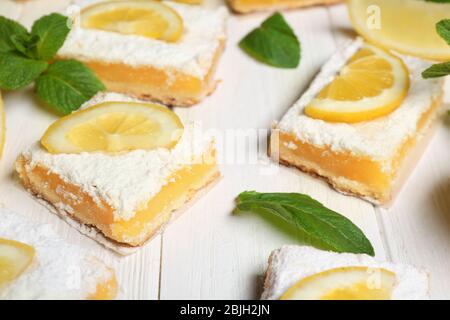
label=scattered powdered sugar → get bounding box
[59,0,228,78]
[22,93,213,222]
[262,245,429,300]
[277,39,443,161]
[0,209,112,300]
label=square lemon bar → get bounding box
[58,0,228,106]
[16,93,220,254]
[228,0,341,13]
[0,209,117,299]
[270,39,444,205]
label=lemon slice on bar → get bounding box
[80,0,183,42]
[0,92,4,160]
[0,238,35,287]
[347,0,450,61]
[281,267,396,300]
[305,44,409,123]
[172,0,202,4]
[41,102,184,154]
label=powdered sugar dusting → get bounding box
[0,209,113,300]
[262,245,429,300]
[59,0,228,78]
[277,39,443,161]
[21,93,213,222]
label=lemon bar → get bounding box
[57,0,228,106]
[16,93,220,254]
[0,209,117,299]
[262,246,429,300]
[228,0,341,13]
[270,40,444,205]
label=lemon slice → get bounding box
[281,267,396,300]
[0,92,4,160]
[347,0,450,61]
[305,44,409,123]
[41,102,184,154]
[172,0,202,4]
[80,0,183,42]
[0,238,35,287]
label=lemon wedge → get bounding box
[0,238,35,287]
[41,101,184,154]
[347,0,450,61]
[80,0,183,42]
[281,267,396,300]
[305,44,409,123]
[0,92,4,160]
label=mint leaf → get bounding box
[436,19,450,46]
[234,191,375,256]
[0,52,47,90]
[10,33,40,58]
[31,13,70,61]
[422,62,450,78]
[239,12,301,68]
[36,60,105,115]
[0,16,29,53]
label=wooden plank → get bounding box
[159,4,386,300]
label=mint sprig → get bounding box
[36,60,105,115]
[31,13,71,60]
[0,16,28,53]
[239,12,301,68]
[234,191,375,256]
[422,19,450,79]
[0,14,104,115]
[0,52,47,90]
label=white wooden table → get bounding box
[1,0,449,300]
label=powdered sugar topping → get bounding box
[0,209,113,300]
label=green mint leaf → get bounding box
[234,191,375,256]
[426,0,450,3]
[0,52,48,90]
[239,12,301,68]
[31,13,70,61]
[0,16,29,53]
[422,61,450,78]
[10,33,40,58]
[436,19,450,46]
[35,60,105,115]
